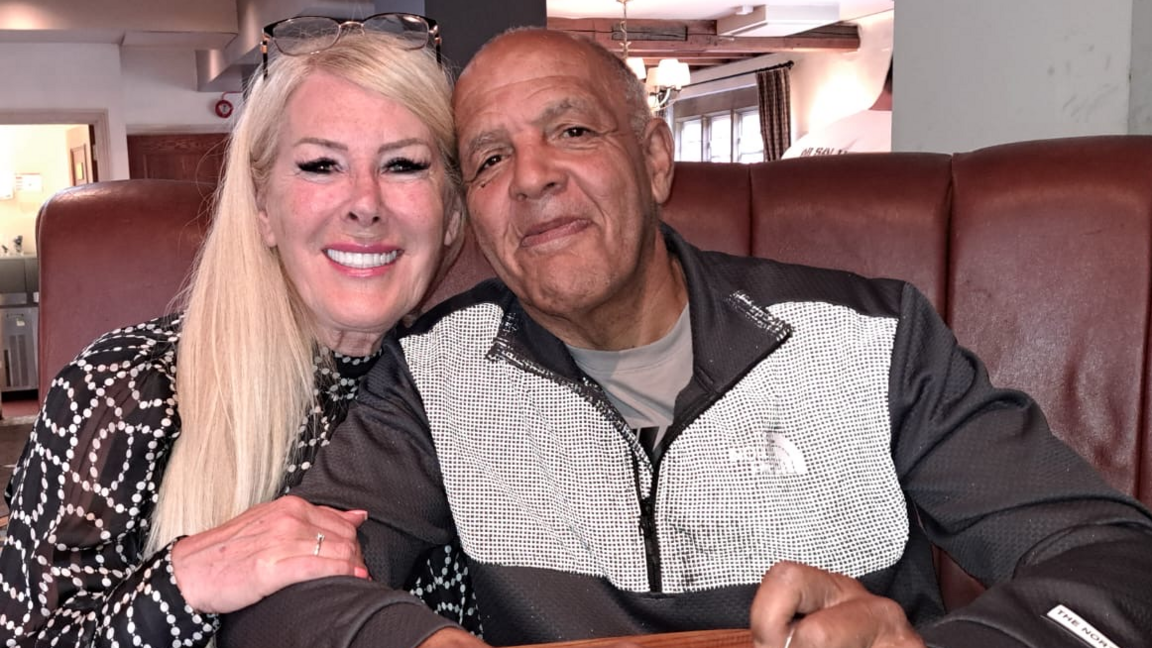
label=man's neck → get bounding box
[528,238,688,352]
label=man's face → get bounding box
[454,32,673,327]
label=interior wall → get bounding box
[0,125,77,255]
[676,11,892,141]
[0,43,130,180]
[895,0,1134,152]
[1131,0,1152,134]
[788,11,892,140]
[121,48,242,134]
[0,0,237,34]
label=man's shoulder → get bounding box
[404,278,512,338]
[690,246,910,320]
[397,278,517,368]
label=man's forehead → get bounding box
[456,32,608,105]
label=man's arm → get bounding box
[220,337,464,648]
[889,283,1152,646]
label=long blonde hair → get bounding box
[147,32,460,552]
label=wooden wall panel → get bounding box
[127,133,228,184]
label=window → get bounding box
[671,87,766,164]
[674,108,763,164]
[677,118,703,162]
[708,113,732,162]
[736,109,764,163]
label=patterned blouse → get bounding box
[0,314,478,646]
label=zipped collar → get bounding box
[485,224,794,428]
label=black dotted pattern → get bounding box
[0,314,479,647]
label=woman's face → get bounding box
[258,71,459,356]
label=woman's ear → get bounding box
[255,190,277,247]
[443,198,465,249]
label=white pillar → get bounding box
[894,0,1134,152]
[1131,0,1152,134]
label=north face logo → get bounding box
[728,432,808,476]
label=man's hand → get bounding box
[750,561,925,648]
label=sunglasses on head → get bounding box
[261,12,441,79]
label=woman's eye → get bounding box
[384,157,432,174]
[297,158,338,174]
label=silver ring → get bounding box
[783,626,795,648]
[313,532,325,557]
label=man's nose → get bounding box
[509,140,565,201]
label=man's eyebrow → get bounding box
[462,129,506,158]
[534,98,593,127]
[461,97,600,158]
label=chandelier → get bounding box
[617,0,691,112]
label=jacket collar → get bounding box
[486,224,793,404]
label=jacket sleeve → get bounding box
[219,336,460,648]
[0,327,217,647]
[887,283,1152,647]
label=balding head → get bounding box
[457,28,650,139]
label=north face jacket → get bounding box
[223,226,1152,648]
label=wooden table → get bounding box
[516,629,753,648]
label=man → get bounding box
[223,29,1152,648]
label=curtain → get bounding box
[756,65,792,161]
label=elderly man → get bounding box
[223,28,1152,648]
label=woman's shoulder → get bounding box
[52,313,184,394]
[78,313,183,365]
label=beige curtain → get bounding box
[756,64,792,161]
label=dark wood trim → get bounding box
[549,18,859,67]
[516,629,752,648]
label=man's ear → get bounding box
[641,118,675,205]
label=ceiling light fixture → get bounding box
[645,58,691,111]
[616,0,647,80]
[616,0,691,113]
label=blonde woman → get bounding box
[0,17,477,647]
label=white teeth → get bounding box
[325,249,399,269]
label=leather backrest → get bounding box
[748,152,954,312]
[949,136,1152,501]
[35,180,212,396]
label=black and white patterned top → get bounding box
[0,313,478,647]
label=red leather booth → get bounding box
[35,135,1152,615]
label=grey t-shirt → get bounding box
[567,305,693,451]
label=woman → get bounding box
[0,21,475,646]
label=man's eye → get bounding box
[297,158,337,174]
[475,154,503,174]
[562,126,592,138]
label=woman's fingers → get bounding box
[172,497,371,615]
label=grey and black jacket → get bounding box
[223,226,1152,648]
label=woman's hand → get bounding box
[171,495,369,614]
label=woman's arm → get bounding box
[0,320,369,646]
[0,323,218,647]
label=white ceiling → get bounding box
[547,0,894,22]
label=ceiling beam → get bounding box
[548,17,860,60]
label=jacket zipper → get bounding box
[631,453,662,592]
